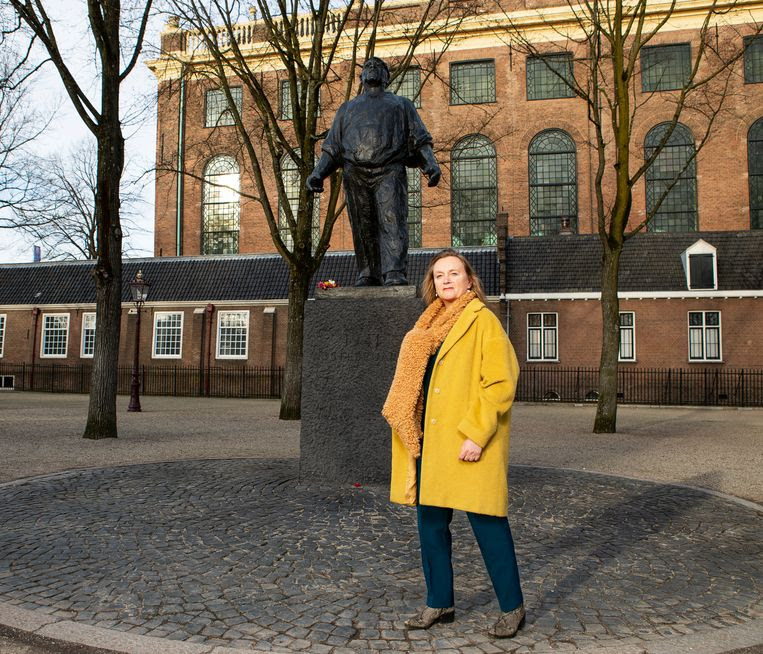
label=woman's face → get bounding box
[432,256,472,306]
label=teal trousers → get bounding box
[416,458,523,612]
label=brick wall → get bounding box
[508,298,763,369]
[153,24,763,257]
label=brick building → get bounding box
[147,0,763,256]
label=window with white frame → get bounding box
[688,311,721,361]
[618,312,636,361]
[41,314,69,358]
[0,314,5,358]
[153,312,183,358]
[217,311,249,359]
[681,240,717,290]
[527,312,558,361]
[81,313,96,358]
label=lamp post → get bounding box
[128,270,149,412]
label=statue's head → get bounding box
[360,57,390,89]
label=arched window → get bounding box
[407,168,422,248]
[529,129,577,236]
[749,118,763,229]
[279,152,320,251]
[202,156,240,254]
[644,122,697,232]
[451,135,497,246]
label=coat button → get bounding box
[434,388,440,394]
[438,360,444,365]
[430,418,437,424]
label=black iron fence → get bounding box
[516,367,763,407]
[2,362,762,407]
[0,363,283,399]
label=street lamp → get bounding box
[128,270,149,412]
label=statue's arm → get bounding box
[406,100,441,187]
[307,106,344,193]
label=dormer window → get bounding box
[681,240,717,290]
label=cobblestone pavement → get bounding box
[0,459,761,653]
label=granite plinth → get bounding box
[300,288,422,483]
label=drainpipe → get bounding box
[205,304,215,396]
[30,308,40,390]
[176,66,187,256]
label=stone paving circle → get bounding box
[0,458,761,653]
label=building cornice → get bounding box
[147,0,763,81]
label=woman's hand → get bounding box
[459,438,483,462]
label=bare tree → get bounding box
[10,0,155,439]
[161,0,476,419]
[4,141,147,260]
[494,0,759,432]
[0,13,51,211]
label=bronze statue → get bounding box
[307,57,441,286]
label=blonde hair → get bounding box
[420,249,487,306]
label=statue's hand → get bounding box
[423,162,441,188]
[306,173,324,194]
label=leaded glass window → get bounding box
[744,35,763,83]
[81,313,96,358]
[202,155,240,254]
[205,87,242,127]
[645,123,697,232]
[688,311,721,361]
[217,311,249,359]
[279,152,320,251]
[41,314,69,358]
[641,44,691,92]
[526,54,575,100]
[407,168,422,247]
[392,67,421,107]
[280,80,320,120]
[749,118,763,229]
[529,130,577,236]
[451,135,497,246]
[153,312,183,358]
[450,60,496,105]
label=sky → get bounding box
[0,1,165,264]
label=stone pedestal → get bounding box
[300,286,422,483]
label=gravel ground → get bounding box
[0,392,760,502]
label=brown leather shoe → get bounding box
[488,603,525,638]
[404,606,455,629]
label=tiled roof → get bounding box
[507,231,763,293]
[0,248,499,306]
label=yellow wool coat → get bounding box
[389,298,520,517]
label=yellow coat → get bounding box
[389,299,520,517]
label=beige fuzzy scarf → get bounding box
[382,290,475,458]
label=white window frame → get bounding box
[618,311,636,362]
[81,312,96,358]
[152,311,184,359]
[216,310,250,360]
[688,311,722,362]
[0,314,5,358]
[527,312,559,362]
[681,239,718,290]
[40,313,70,358]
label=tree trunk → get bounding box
[593,244,622,433]
[280,264,310,420]
[83,22,124,439]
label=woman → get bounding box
[382,249,525,638]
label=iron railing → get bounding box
[0,363,283,399]
[516,367,763,407]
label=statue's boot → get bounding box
[383,271,408,286]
